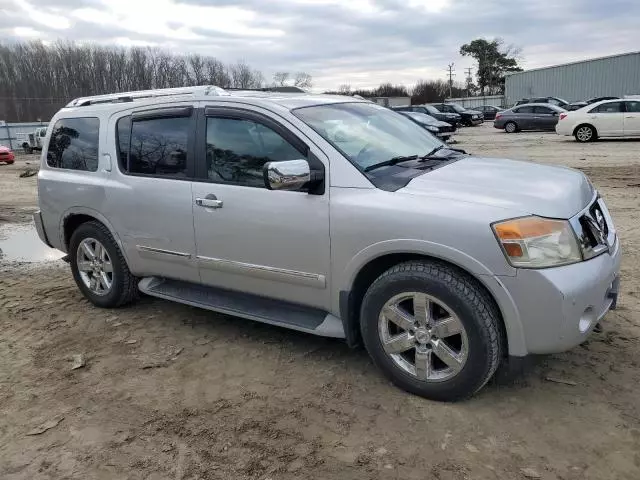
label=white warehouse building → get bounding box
[504,51,640,104]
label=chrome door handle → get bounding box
[196,198,223,208]
[626,116,634,118]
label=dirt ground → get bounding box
[1,127,639,480]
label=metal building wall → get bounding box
[505,52,640,104]
[444,95,505,108]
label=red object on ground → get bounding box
[0,145,15,164]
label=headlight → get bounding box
[426,125,439,132]
[492,216,581,268]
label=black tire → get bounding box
[69,221,138,308]
[504,122,517,133]
[574,124,596,143]
[360,260,504,401]
[24,146,33,154]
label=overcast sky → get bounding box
[2,0,639,90]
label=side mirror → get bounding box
[264,159,311,191]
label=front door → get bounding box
[588,101,624,136]
[106,105,199,283]
[624,100,640,136]
[191,106,331,309]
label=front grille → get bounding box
[574,198,615,260]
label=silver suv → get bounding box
[34,86,621,401]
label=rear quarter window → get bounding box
[46,117,100,171]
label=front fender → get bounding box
[338,239,527,356]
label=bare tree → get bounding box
[293,72,312,88]
[272,71,290,87]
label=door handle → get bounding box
[626,116,634,118]
[196,197,223,209]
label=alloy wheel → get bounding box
[378,292,469,382]
[576,126,593,142]
[76,237,113,296]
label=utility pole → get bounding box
[465,67,473,97]
[446,63,455,99]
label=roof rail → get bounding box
[66,85,229,107]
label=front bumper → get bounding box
[499,237,621,355]
[468,117,483,125]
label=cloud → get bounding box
[2,0,639,90]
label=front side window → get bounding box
[626,101,640,113]
[46,117,99,171]
[128,116,190,177]
[206,117,302,187]
[448,104,466,113]
[591,102,623,113]
[293,102,442,171]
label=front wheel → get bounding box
[360,261,504,401]
[575,125,596,142]
[69,221,138,308]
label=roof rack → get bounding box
[66,85,229,107]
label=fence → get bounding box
[0,121,49,150]
[444,95,506,108]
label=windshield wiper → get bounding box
[364,155,418,172]
[418,145,467,160]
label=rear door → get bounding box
[514,106,534,129]
[624,101,640,136]
[533,106,559,130]
[106,104,199,283]
[587,102,624,136]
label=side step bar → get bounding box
[138,277,345,339]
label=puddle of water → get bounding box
[0,222,65,263]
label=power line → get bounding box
[465,67,473,97]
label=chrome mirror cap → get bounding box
[264,159,311,191]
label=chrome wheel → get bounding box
[378,292,468,382]
[76,238,113,296]
[576,126,593,142]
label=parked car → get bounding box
[476,105,503,120]
[398,111,456,141]
[35,86,620,401]
[494,104,566,133]
[586,96,619,104]
[0,145,15,164]
[393,105,461,128]
[565,102,588,111]
[17,126,47,154]
[515,97,569,108]
[556,98,640,142]
[430,103,483,126]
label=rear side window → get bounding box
[116,109,192,178]
[534,106,555,114]
[590,102,623,113]
[626,101,640,113]
[46,117,99,171]
[515,106,534,114]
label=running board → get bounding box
[138,277,345,338]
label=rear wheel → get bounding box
[360,261,504,402]
[575,125,596,142]
[504,122,517,133]
[69,221,138,308]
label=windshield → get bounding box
[424,105,441,115]
[403,111,437,124]
[293,102,442,171]
[448,103,466,113]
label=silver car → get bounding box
[34,86,621,401]
[494,103,566,133]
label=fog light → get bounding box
[578,306,595,333]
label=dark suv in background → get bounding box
[515,97,569,108]
[430,103,483,126]
[393,105,461,128]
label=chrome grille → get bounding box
[571,198,616,260]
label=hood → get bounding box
[464,109,482,115]
[401,156,594,218]
[418,118,449,127]
[439,112,460,119]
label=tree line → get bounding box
[0,41,266,122]
[325,80,468,104]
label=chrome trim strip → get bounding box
[197,255,326,289]
[136,245,192,258]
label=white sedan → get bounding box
[556,98,640,142]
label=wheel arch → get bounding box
[60,207,129,265]
[338,241,527,356]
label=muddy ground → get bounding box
[1,127,639,480]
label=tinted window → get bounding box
[206,117,302,187]
[46,117,99,171]
[514,106,534,114]
[591,102,623,113]
[626,101,640,113]
[116,115,131,171]
[534,106,555,114]
[128,116,190,177]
